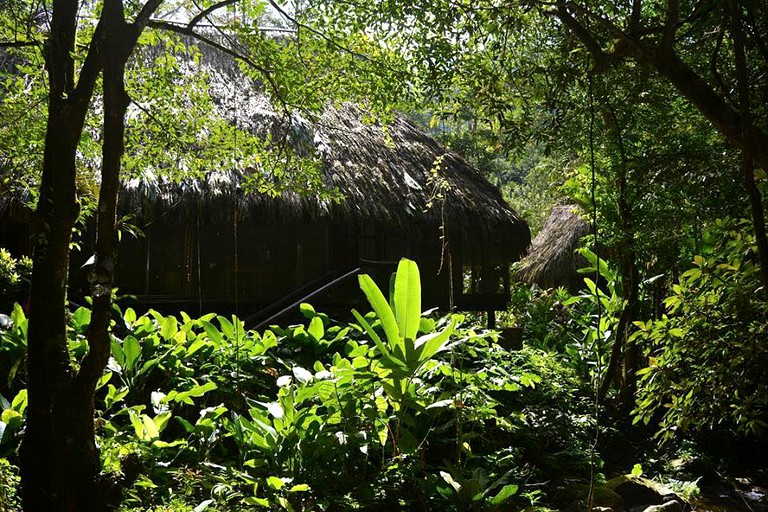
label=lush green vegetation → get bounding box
[3,245,766,510]
[1,260,599,511]
[2,0,768,510]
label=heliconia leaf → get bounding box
[218,316,235,338]
[129,411,144,440]
[415,319,456,364]
[299,302,316,318]
[352,309,390,358]
[170,381,217,405]
[9,390,26,414]
[124,308,137,327]
[388,272,397,312]
[152,411,172,433]
[358,274,400,347]
[488,484,518,505]
[142,414,160,440]
[72,307,91,332]
[352,310,408,374]
[267,476,285,490]
[394,258,421,342]
[110,338,125,367]
[201,321,223,345]
[123,336,141,371]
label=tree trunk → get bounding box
[730,0,768,292]
[618,246,640,411]
[19,100,84,511]
[19,5,103,504]
[19,0,159,508]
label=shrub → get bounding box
[0,248,31,313]
[633,218,768,441]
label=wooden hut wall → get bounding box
[114,219,334,310]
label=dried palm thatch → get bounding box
[1,37,530,264]
[119,36,530,263]
[120,102,530,262]
[515,205,591,291]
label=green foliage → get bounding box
[0,457,20,511]
[353,258,457,383]
[633,218,768,441]
[0,388,27,456]
[510,248,625,389]
[0,303,27,396]
[0,249,31,313]
[0,257,603,510]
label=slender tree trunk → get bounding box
[20,100,84,511]
[20,0,161,508]
[594,106,642,409]
[19,2,102,505]
[730,0,768,292]
[618,246,640,410]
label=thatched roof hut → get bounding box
[1,38,531,321]
[112,100,530,319]
[120,102,528,263]
[515,205,591,292]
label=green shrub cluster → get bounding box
[0,259,595,511]
[632,218,768,441]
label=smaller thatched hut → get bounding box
[515,205,592,292]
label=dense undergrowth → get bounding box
[2,222,768,511]
[0,259,597,511]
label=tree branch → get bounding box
[661,0,680,49]
[709,27,737,109]
[629,0,642,35]
[555,1,656,67]
[552,2,611,70]
[651,49,768,170]
[0,40,38,48]
[133,0,165,32]
[147,19,273,77]
[264,0,378,65]
[48,0,80,96]
[188,0,239,29]
[70,19,106,103]
[146,19,293,113]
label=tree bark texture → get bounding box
[19,0,161,509]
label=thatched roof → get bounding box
[120,103,530,260]
[119,37,530,262]
[515,205,591,291]
[1,38,530,263]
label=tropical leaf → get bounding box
[358,274,400,347]
[394,258,421,342]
